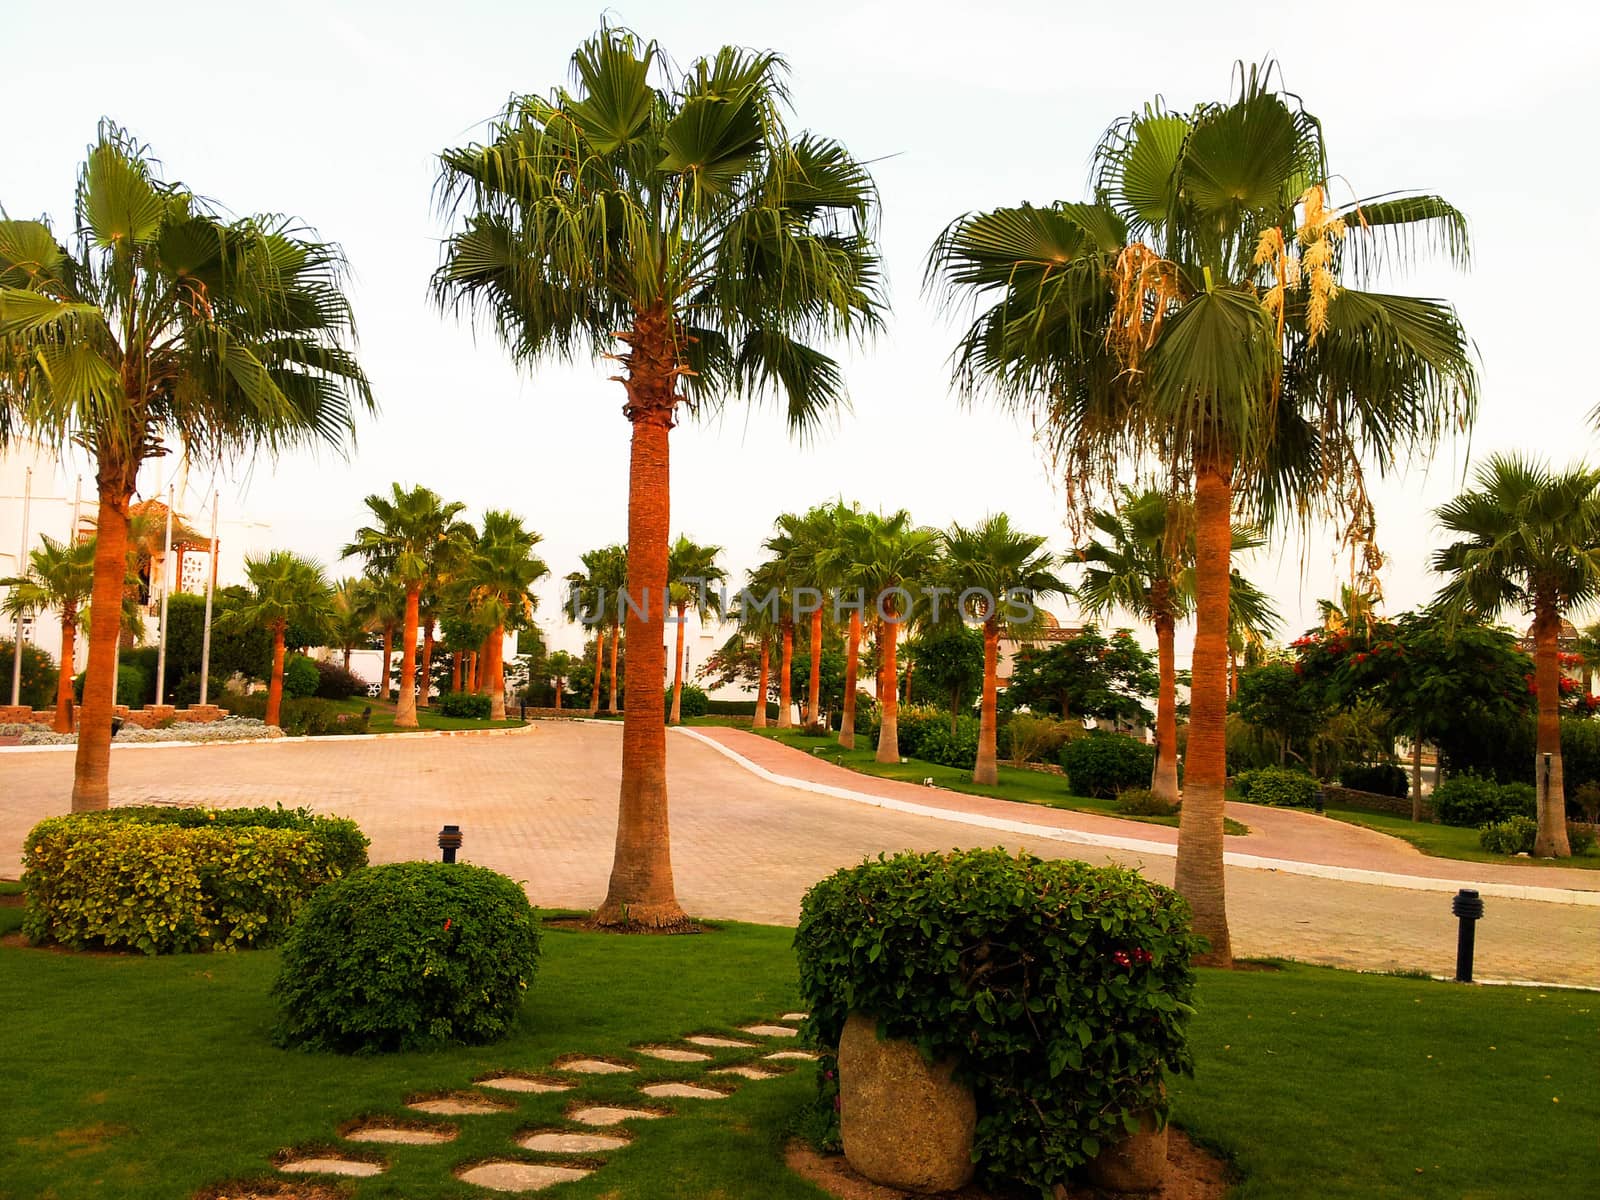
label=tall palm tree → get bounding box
[667,536,726,725]
[419,519,475,709]
[543,649,578,711]
[362,572,406,701]
[434,26,882,928]
[1077,489,1279,802]
[941,515,1067,786]
[1433,455,1600,858]
[569,545,628,715]
[344,485,470,729]
[464,510,550,720]
[1,533,95,731]
[330,577,376,673]
[765,507,843,729]
[224,551,333,728]
[927,64,1475,964]
[816,504,877,748]
[751,544,802,728]
[0,123,371,810]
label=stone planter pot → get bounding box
[1083,1109,1168,1194]
[837,1011,976,1193]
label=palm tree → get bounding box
[464,511,550,720]
[543,649,578,711]
[344,485,470,729]
[751,547,802,729]
[569,545,628,715]
[927,64,1476,964]
[941,515,1067,786]
[363,572,406,701]
[1077,489,1279,802]
[816,505,877,748]
[1433,455,1600,858]
[434,26,882,928]
[0,123,371,810]
[667,536,726,725]
[330,577,376,673]
[1,534,95,731]
[764,507,842,729]
[419,520,475,709]
[225,551,333,728]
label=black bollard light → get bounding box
[1451,888,1484,982]
[438,824,463,864]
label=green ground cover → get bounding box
[326,696,527,735]
[0,918,1593,1199]
[1325,807,1600,871]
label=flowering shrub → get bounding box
[795,849,1202,1193]
[273,861,541,1053]
[1478,815,1537,855]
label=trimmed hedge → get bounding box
[21,806,367,954]
[1115,787,1178,817]
[438,690,492,719]
[899,710,980,769]
[796,849,1201,1193]
[1059,731,1154,798]
[1340,762,1408,798]
[273,861,541,1053]
[1434,774,1535,828]
[666,683,708,717]
[1234,766,1318,808]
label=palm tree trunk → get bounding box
[452,651,461,693]
[381,623,394,701]
[54,610,77,733]
[266,622,287,728]
[1533,602,1572,857]
[589,628,604,715]
[1410,734,1425,822]
[488,623,506,721]
[876,615,901,764]
[1174,444,1234,967]
[554,675,563,711]
[597,346,684,928]
[754,641,770,728]
[343,645,352,672]
[777,619,794,728]
[840,611,861,749]
[469,651,479,693]
[71,478,134,812]
[670,599,687,725]
[974,619,1000,786]
[419,618,435,708]
[1152,609,1180,804]
[807,606,824,731]
[607,617,621,713]
[903,656,914,704]
[395,585,420,728]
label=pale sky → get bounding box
[5,0,1598,663]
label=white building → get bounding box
[1,440,89,671]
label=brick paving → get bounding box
[2,722,1596,987]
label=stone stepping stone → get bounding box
[764,1050,820,1062]
[780,1012,809,1021]
[479,1075,572,1094]
[739,1024,799,1038]
[344,1123,455,1145]
[458,1161,592,1192]
[555,1057,634,1075]
[570,1105,665,1127]
[684,1035,757,1049]
[278,1156,384,1177]
[640,1082,727,1100]
[634,1045,712,1063]
[712,1065,778,1080]
[408,1094,509,1116]
[518,1130,629,1153]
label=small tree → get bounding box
[907,625,984,731]
[1231,661,1325,767]
[1006,627,1158,726]
[2,534,95,730]
[223,552,334,728]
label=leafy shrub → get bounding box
[78,663,151,708]
[891,706,981,769]
[1005,714,1080,765]
[313,659,365,700]
[438,690,492,719]
[666,683,708,717]
[1560,717,1600,798]
[1572,781,1600,825]
[796,849,1202,1193]
[1569,823,1597,855]
[1479,815,1537,856]
[21,807,366,954]
[282,655,320,700]
[0,638,56,708]
[1115,788,1178,817]
[1434,774,1535,828]
[1234,766,1318,808]
[1340,762,1408,798]
[218,693,369,736]
[170,671,227,707]
[273,862,541,1053]
[1059,731,1155,798]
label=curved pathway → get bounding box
[2,722,1595,987]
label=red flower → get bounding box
[1113,950,1132,968]
[443,918,452,932]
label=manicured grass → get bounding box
[0,922,1593,1198]
[1325,807,1600,871]
[750,726,1250,836]
[326,696,528,735]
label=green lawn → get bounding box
[0,921,1594,1199]
[327,696,528,735]
[749,726,1250,836]
[1325,807,1600,871]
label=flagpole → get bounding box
[9,468,32,706]
[155,485,174,705]
[199,491,219,706]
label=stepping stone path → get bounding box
[739,1024,799,1038]
[684,1035,757,1049]
[556,1057,635,1075]
[279,1156,384,1178]
[765,1050,820,1062]
[640,1082,727,1100]
[781,1012,809,1021]
[344,1123,455,1145]
[458,1162,592,1192]
[408,1094,509,1116]
[635,1045,712,1063]
[478,1075,572,1093]
[571,1105,666,1127]
[519,1130,629,1153]
[712,1065,778,1080]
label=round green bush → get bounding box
[1434,774,1534,828]
[282,655,320,700]
[1059,730,1155,797]
[1234,766,1318,808]
[1339,762,1408,798]
[438,690,493,719]
[1479,815,1537,856]
[273,862,540,1053]
[666,683,709,717]
[1114,787,1178,817]
[796,849,1202,1193]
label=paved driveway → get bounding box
[3,722,1596,988]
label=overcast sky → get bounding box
[6,0,1598,661]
